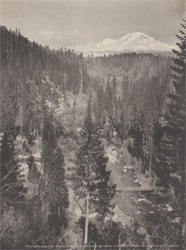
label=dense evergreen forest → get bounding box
[0,22,185,249]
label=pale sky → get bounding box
[0,0,185,49]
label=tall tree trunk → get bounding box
[118,233,121,250]
[84,192,89,245]
[94,242,97,250]
[58,205,60,219]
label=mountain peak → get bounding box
[121,32,150,38]
[72,32,175,56]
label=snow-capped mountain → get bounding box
[72,32,174,55]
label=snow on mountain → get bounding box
[94,38,115,49]
[72,32,174,55]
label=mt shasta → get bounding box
[72,32,175,55]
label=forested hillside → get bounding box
[0,25,92,248]
[0,22,185,249]
[84,52,172,177]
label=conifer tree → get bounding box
[115,76,130,142]
[112,76,117,100]
[155,20,185,193]
[154,20,185,244]
[41,112,57,180]
[94,85,106,128]
[1,128,27,205]
[74,94,115,219]
[41,111,69,235]
[48,147,69,235]
[1,78,26,206]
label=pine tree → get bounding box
[48,147,69,235]
[115,76,130,142]
[94,85,106,129]
[50,148,69,210]
[41,112,57,181]
[156,20,185,195]
[1,128,27,206]
[74,94,115,219]
[82,66,89,93]
[112,76,117,98]
[41,111,69,235]
[1,79,26,206]
[168,20,185,199]
[105,80,114,118]
[154,20,185,245]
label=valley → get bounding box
[0,23,185,250]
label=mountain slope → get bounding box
[73,32,175,55]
